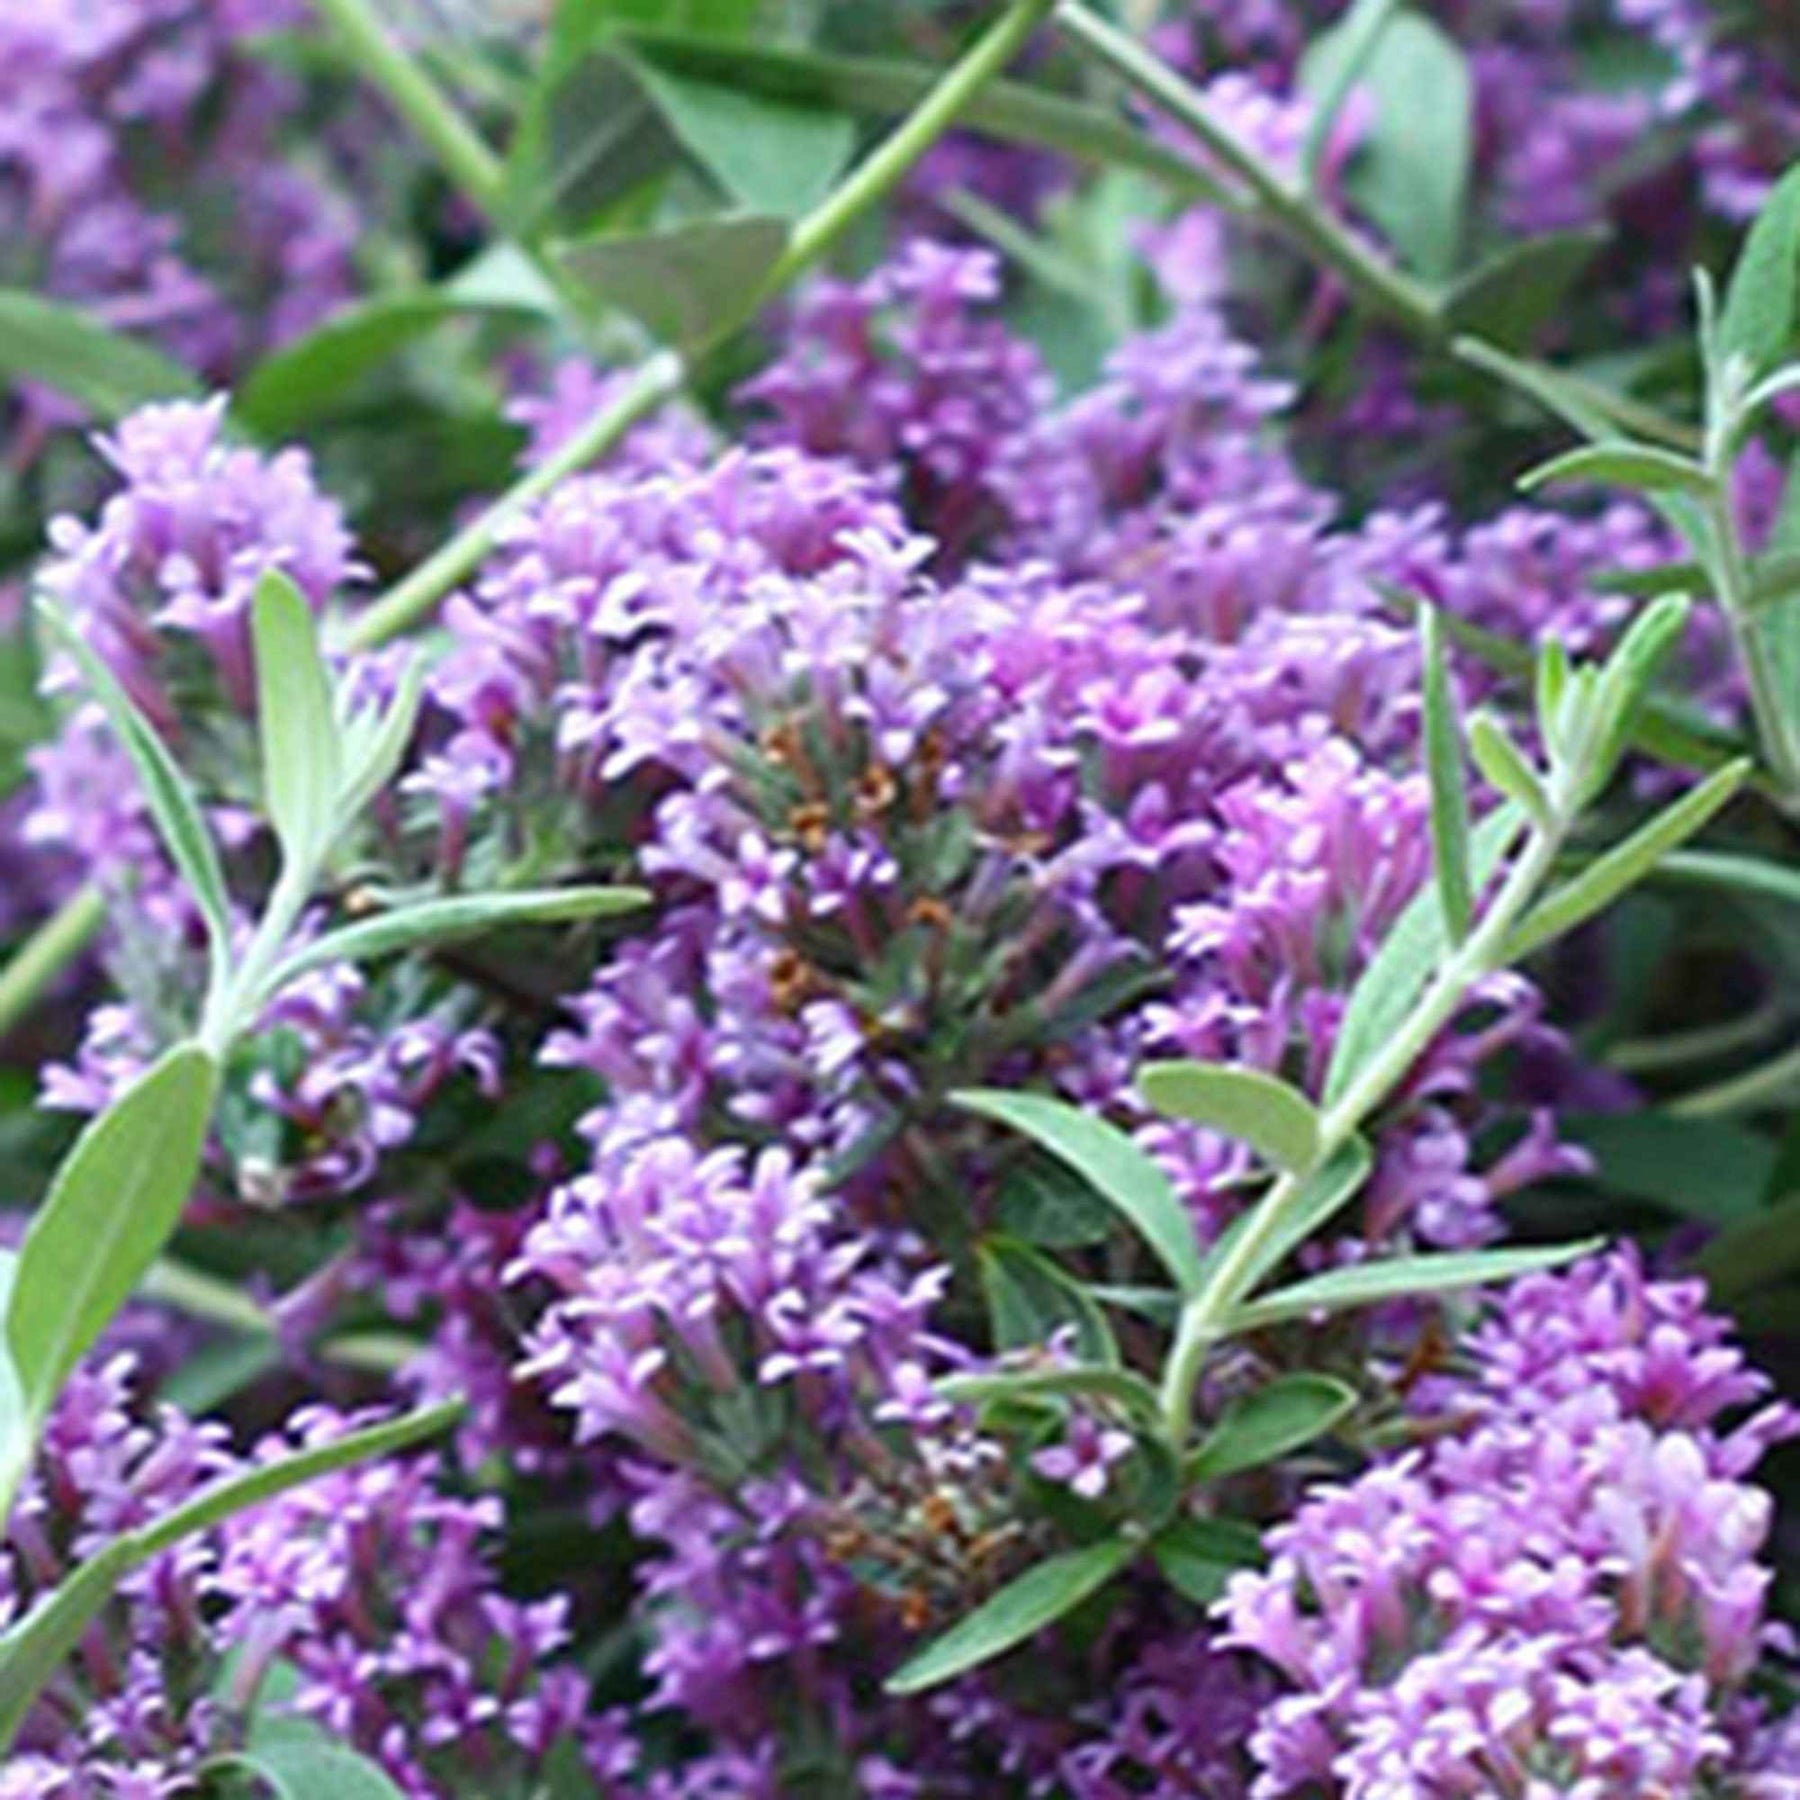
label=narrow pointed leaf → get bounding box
[1519,441,1714,500]
[1136,1062,1321,1176]
[559,215,790,353]
[1419,604,1472,940]
[259,886,650,1001]
[1151,1515,1264,1605]
[976,1238,1116,1368]
[1506,761,1750,961]
[936,1365,1161,1425]
[1187,1373,1357,1480]
[36,600,232,960]
[1720,161,1800,381]
[0,291,199,419]
[884,1537,1134,1695]
[0,1400,457,1749]
[333,656,426,827]
[1586,594,1692,792]
[1325,807,1524,1106]
[3,1045,216,1521]
[1190,1138,1374,1307]
[1442,227,1608,351]
[1468,715,1552,825]
[1229,1239,1602,1332]
[253,572,340,875]
[954,1092,1205,1293]
[205,1737,403,1800]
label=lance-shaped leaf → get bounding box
[254,572,341,877]
[1519,441,1714,501]
[1442,227,1608,352]
[1720,161,1800,382]
[1584,594,1692,797]
[1189,1138,1374,1307]
[1,1045,216,1523]
[1469,715,1552,826]
[937,1364,1161,1426]
[954,1092,1205,1294]
[559,215,790,354]
[0,292,199,420]
[1228,1239,1601,1333]
[1418,603,1473,941]
[977,1238,1116,1368]
[36,599,232,963]
[0,1399,460,1750]
[205,1731,404,1800]
[1150,1515,1264,1605]
[884,1537,1134,1695]
[1136,1063,1321,1176]
[1325,807,1525,1106]
[1506,760,1750,961]
[333,654,426,829]
[257,886,650,1003]
[1186,1373,1357,1481]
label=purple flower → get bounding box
[1030,1415,1135,1500]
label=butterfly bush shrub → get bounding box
[3,1,1800,1796]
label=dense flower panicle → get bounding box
[1223,1250,1800,1798]
[2,1358,626,1798]
[36,396,359,720]
[741,241,1054,560]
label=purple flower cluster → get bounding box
[2,1357,625,1799]
[1224,1249,1800,1798]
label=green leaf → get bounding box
[36,599,233,963]
[332,656,426,829]
[2,1045,217,1522]
[1442,228,1610,352]
[1297,0,1399,183]
[1325,806,1525,1106]
[558,214,790,353]
[0,291,199,420]
[235,290,540,439]
[1229,1239,1602,1332]
[1309,10,1471,278]
[1468,715,1552,826]
[1151,1515,1264,1605]
[1187,1373,1357,1480]
[883,1537,1134,1695]
[937,1364,1161,1425]
[1455,335,1621,438]
[625,53,856,219]
[1135,1062,1321,1176]
[1691,1193,1800,1299]
[252,572,340,877]
[209,1734,404,1800]
[0,1401,458,1755]
[954,1092,1205,1294]
[977,1238,1116,1368]
[1719,161,1800,381]
[1419,604,1472,941]
[1506,760,1751,961]
[617,31,1227,205]
[1190,1138,1374,1305]
[1519,441,1714,501]
[0,1257,25,1532]
[995,1154,1116,1249]
[1654,848,1800,910]
[258,886,650,1002]
[1585,593,1693,794]
[1563,1112,1772,1225]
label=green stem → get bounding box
[1158,820,1564,1442]
[1705,486,1800,798]
[757,0,1059,303]
[1672,1036,1800,1117]
[347,0,1056,653]
[308,0,506,218]
[0,886,106,1043]
[1054,0,1701,454]
[340,349,686,653]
